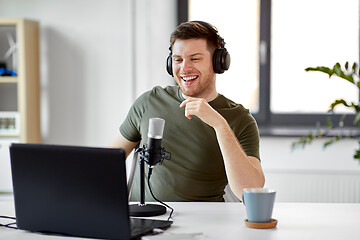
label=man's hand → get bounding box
[179,97,226,129]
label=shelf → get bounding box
[0,18,24,25]
[0,77,18,84]
[0,18,40,144]
[0,134,20,138]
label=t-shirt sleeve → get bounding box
[119,91,149,142]
[237,114,261,161]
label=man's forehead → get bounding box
[172,38,209,55]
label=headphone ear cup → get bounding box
[213,48,230,74]
[212,49,223,74]
[221,49,231,71]
[166,54,173,76]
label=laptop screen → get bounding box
[10,143,131,239]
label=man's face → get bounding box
[172,38,217,101]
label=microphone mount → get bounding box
[129,144,171,217]
[135,144,171,168]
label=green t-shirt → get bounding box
[120,86,260,202]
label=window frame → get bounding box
[178,0,360,137]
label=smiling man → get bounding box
[110,21,264,201]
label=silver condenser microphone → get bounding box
[145,118,166,167]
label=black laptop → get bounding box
[9,143,172,240]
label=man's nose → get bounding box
[181,60,193,72]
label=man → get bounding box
[110,21,264,201]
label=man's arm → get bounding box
[180,97,265,199]
[109,131,140,158]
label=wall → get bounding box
[0,0,176,147]
[1,0,360,202]
[261,137,360,202]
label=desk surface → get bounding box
[1,195,360,240]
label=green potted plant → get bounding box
[292,62,360,162]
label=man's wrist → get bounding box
[213,115,230,133]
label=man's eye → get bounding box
[192,58,200,61]
[174,58,182,62]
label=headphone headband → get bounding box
[190,21,225,48]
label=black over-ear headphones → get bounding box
[166,21,231,76]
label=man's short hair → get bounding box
[169,21,220,52]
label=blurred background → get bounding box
[0,0,359,202]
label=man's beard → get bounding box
[176,72,215,99]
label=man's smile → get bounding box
[181,75,199,83]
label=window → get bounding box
[182,0,360,136]
[188,0,260,112]
[271,0,359,114]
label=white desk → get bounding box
[1,195,360,240]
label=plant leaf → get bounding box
[324,139,335,148]
[352,62,357,73]
[306,63,355,84]
[354,149,360,160]
[330,99,349,110]
[355,112,360,124]
[329,99,359,112]
[326,117,333,129]
[305,66,333,78]
[291,133,315,150]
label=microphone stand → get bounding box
[129,145,170,217]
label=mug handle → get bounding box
[242,194,245,205]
